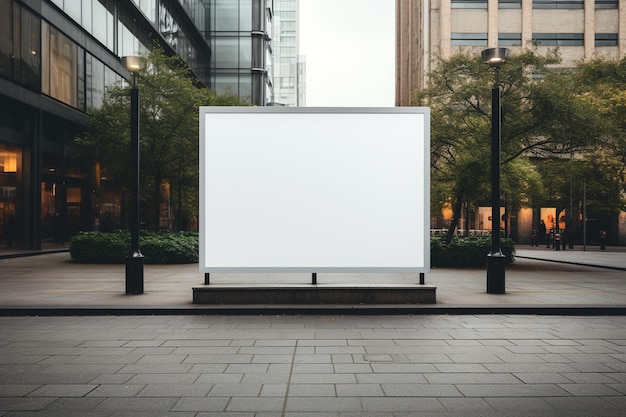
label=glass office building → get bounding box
[0,0,273,252]
[209,0,274,105]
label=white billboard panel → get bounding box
[199,107,430,272]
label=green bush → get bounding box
[431,237,515,268]
[70,231,198,264]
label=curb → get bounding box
[515,255,626,271]
[1,305,625,317]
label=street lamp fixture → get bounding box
[122,55,144,295]
[482,47,510,294]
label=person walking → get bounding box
[539,220,547,248]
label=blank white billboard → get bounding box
[199,107,430,273]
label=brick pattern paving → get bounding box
[1,314,625,416]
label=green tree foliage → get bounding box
[415,48,607,243]
[76,48,247,230]
[575,56,626,193]
[536,57,626,231]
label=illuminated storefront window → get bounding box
[0,144,21,249]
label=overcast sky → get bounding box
[298,0,396,107]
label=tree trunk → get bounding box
[153,174,162,230]
[444,192,464,244]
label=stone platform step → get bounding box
[192,284,436,305]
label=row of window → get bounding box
[451,32,618,47]
[451,0,618,9]
[53,0,210,86]
[1,0,123,111]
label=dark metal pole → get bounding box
[486,81,506,294]
[125,80,144,294]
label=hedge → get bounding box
[70,231,198,264]
[431,237,515,268]
[70,231,514,267]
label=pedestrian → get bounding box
[538,220,547,248]
[600,230,606,250]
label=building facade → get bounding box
[397,0,625,106]
[0,0,274,252]
[272,0,305,106]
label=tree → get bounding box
[415,48,607,243]
[77,48,247,230]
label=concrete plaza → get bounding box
[0,246,625,416]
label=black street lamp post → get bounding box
[481,47,510,294]
[122,56,144,295]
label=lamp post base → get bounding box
[125,253,144,295]
[486,251,506,294]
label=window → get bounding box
[533,33,584,46]
[1,3,41,89]
[42,22,79,107]
[595,33,618,46]
[214,0,239,31]
[499,33,522,46]
[214,37,239,68]
[595,0,618,8]
[451,0,488,8]
[0,0,10,78]
[451,33,488,46]
[533,0,584,8]
[499,0,522,8]
[86,54,104,108]
[20,6,41,89]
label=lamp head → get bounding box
[481,47,511,67]
[121,56,144,72]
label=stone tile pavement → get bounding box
[1,314,625,416]
[1,246,625,415]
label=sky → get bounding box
[298,0,396,107]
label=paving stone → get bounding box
[27,384,97,397]
[92,397,179,412]
[125,373,199,385]
[438,397,494,412]
[335,383,384,397]
[0,397,56,411]
[424,372,521,384]
[356,373,427,384]
[485,396,556,412]
[226,397,285,412]
[0,385,40,397]
[87,384,145,397]
[208,383,262,397]
[543,396,621,411]
[557,383,623,396]
[456,383,570,397]
[170,397,229,412]
[41,397,105,411]
[360,397,444,412]
[287,383,335,397]
[137,383,212,397]
[381,383,462,397]
[285,396,361,412]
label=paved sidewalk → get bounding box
[0,314,625,416]
[0,246,624,314]
[0,247,625,416]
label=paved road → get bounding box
[1,314,625,416]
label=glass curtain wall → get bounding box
[210,0,272,105]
